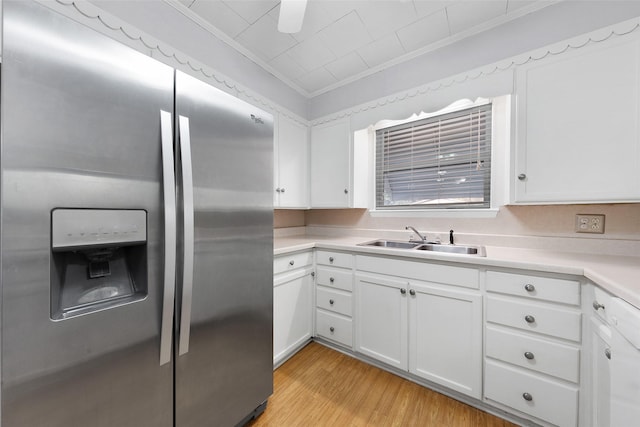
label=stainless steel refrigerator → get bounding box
[0,1,273,426]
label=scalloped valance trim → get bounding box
[46,0,309,127]
[38,1,640,129]
[310,15,640,126]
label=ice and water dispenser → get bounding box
[50,209,148,320]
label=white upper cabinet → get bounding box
[513,36,640,204]
[274,114,309,209]
[310,118,368,208]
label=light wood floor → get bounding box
[248,342,517,427]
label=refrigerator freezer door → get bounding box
[1,2,174,426]
[174,70,274,426]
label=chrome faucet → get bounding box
[405,226,427,242]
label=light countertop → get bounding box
[275,235,640,309]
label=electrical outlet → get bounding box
[575,214,605,234]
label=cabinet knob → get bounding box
[280,188,285,193]
[311,271,315,277]
[289,260,295,266]
[524,283,535,292]
[329,326,335,333]
[409,289,416,296]
[329,299,334,305]
[329,277,334,283]
[400,288,407,295]
[275,188,281,193]
[522,392,533,402]
[593,301,605,311]
[524,351,535,360]
[329,257,334,263]
[518,173,527,181]
[344,189,349,194]
[605,348,611,360]
[525,315,536,324]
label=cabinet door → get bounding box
[409,282,482,398]
[355,273,408,370]
[589,316,612,427]
[273,270,313,365]
[514,36,640,203]
[276,115,309,208]
[310,119,350,207]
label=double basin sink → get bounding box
[358,239,486,256]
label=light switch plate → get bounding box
[575,214,605,234]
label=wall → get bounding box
[309,1,640,119]
[274,203,640,255]
[305,204,640,240]
[274,210,305,228]
[85,0,308,118]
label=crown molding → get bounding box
[162,0,312,98]
[310,14,640,126]
[45,0,310,126]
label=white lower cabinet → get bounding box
[355,255,482,399]
[355,273,408,370]
[485,270,582,426]
[588,315,612,427]
[485,360,579,427]
[273,252,314,366]
[409,283,482,398]
[315,250,354,348]
[273,248,630,427]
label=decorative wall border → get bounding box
[48,0,310,126]
[310,15,640,126]
[40,1,640,129]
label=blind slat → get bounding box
[376,104,492,209]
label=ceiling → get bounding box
[176,0,556,97]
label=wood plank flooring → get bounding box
[248,342,516,427]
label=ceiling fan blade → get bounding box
[278,0,308,33]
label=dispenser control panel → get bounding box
[51,209,147,251]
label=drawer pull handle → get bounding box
[524,351,535,360]
[330,277,335,283]
[522,392,533,402]
[329,327,335,333]
[593,301,605,311]
[409,289,416,296]
[400,288,407,295]
[605,348,611,360]
[329,299,334,305]
[524,283,535,292]
[525,315,535,324]
[289,260,295,266]
[329,257,334,263]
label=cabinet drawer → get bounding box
[486,271,580,306]
[356,255,478,289]
[316,266,353,291]
[316,250,354,269]
[486,325,580,383]
[316,286,352,317]
[316,309,353,347]
[486,295,581,342]
[485,360,578,427]
[274,251,313,275]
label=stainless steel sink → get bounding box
[358,239,486,256]
[415,244,486,256]
[357,239,423,249]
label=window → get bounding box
[375,102,492,210]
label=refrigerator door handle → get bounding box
[178,115,195,356]
[159,110,177,366]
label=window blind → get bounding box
[376,104,492,209]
